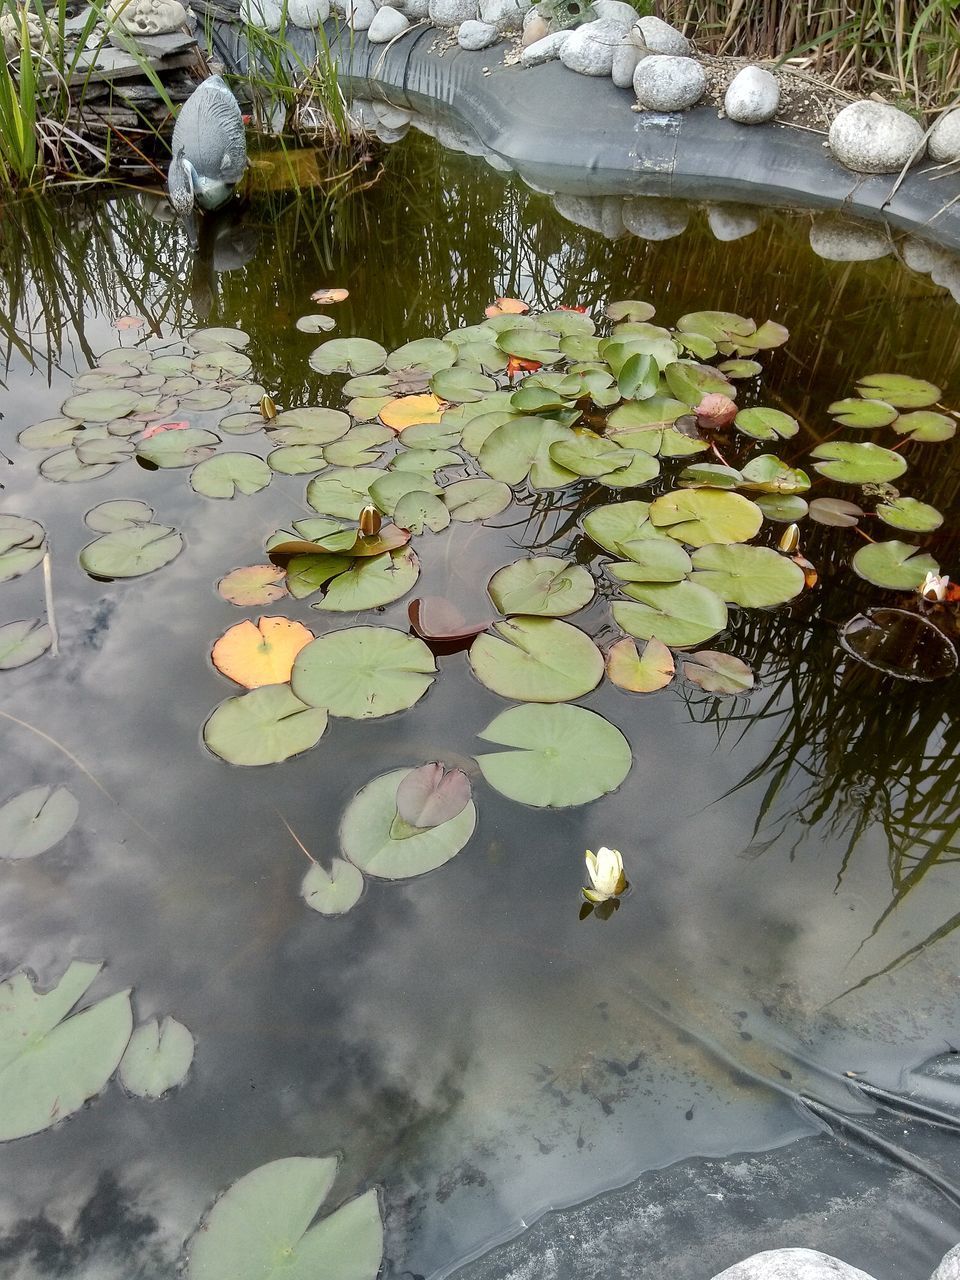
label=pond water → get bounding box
[0,130,959,1280]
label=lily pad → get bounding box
[828,397,898,428]
[856,373,940,408]
[613,581,728,647]
[190,453,272,499]
[0,515,45,583]
[430,367,497,403]
[395,764,471,829]
[583,501,659,556]
[475,704,631,808]
[605,300,656,322]
[0,785,78,860]
[488,557,594,617]
[80,526,183,579]
[851,540,939,590]
[393,490,450,534]
[689,544,806,607]
[301,859,364,916]
[605,538,692,583]
[39,450,114,483]
[649,489,763,547]
[212,617,314,689]
[480,418,577,489]
[605,636,674,693]
[266,445,328,475]
[892,410,956,442]
[443,478,512,522]
[306,468,385,519]
[292,626,435,718]
[340,767,476,879]
[470,617,603,702]
[61,388,140,422]
[309,338,386,376]
[681,650,755,695]
[875,497,943,532]
[808,497,863,527]
[664,361,734,408]
[119,1016,194,1099]
[733,407,799,440]
[369,471,441,516]
[84,500,154,532]
[0,619,53,669]
[295,314,336,334]
[136,429,220,469]
[17,418,81,449]
[810,441,907,484]
[203,686,328,766]
[386,338,457,373]
[738,455,810,494]
[379,394,445,432]
[312,547,420,612]
[496,327,562,364]
[272,407,351,439]
[185,1157,383,1280]
[0,962,132,1142]
[190,325,250,351]
[218,565,288,606]
[756,494,809,522]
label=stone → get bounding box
[633,54,705,111]
[371,101,412,128]
[521,10,548,44]
[287,0,330,24]
[828,100,925,174]
[553,194,623,239]
[808,215,890,261]
[724,65,779,124]
[932,1244,960,1280]
[929,108,960,163]
[706,204,759,241]
[429,0,477,23]
[611,36,640,88]
[458,17,500,45]
[634,14,689,54]
[105,0,188,34]
[242,0,281,30]
[368,4,409,38]
[520,28,570,64]
[0,9,43,55]
[711,1249,876,1280]
[591,0,636,31]
[559,17,623,74]
[345,0,377,26]
[622,196,688,240]
[394,0,429,14]
[479,0,527,29]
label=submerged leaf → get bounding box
[681,650,754,695]
[408,598,492,644]
[839,609,957,682]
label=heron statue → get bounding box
[167,75,248,217]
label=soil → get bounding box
[699,54,856,134]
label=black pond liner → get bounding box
[210,18,960,252]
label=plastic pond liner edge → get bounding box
[219,20,960,253]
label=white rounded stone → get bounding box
[611,36,640,88]
[560,17,623,75]
[828,100,925,174]
[929,108,960,163]
[429,0,477,21]
[932,1244,960,1280]
[394,0,429,14]
[900,236,940,274]
[622,196,688,239]
[242,0,281,30]
[368,4,409,38]
[520,28,570,64]
[633,53,705,111]
[458,17,499,45]
[706,204,759,241]
[346,0,376,27]
[591,0,636,32]
[724,64,779,124]
[809,216,890,261]
[553,193,624,239]
[479,0,526,29]
[634,14,689,54]
[287,0,329,25]
[711,1249,877,1280]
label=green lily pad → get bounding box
[605,539,692,583]
[311,547,420,612]
[369,472,441,516]
[487,557,594,617]
[681,650,755,695]
[136,429,220,469]
[390,449,459,477]
[460,410,519,456]
[184,1157,383,1280]
[387,338,457,373]
[80,526,183,578]
[733,407,799,440]
[617,352,660,400]
[430,366,497,403]
[272,407,351,439]
[678,463,743,489]
[582,501,661,555]
[828,397,898,428]
[0,515,45,583]
[469,617,603,702]
[0,619,53,669]
[308,338,386,375]
[0,784,78,859]
[851,540,940,590]
[810,441,907,484]
[17,418,82,449]
[203,685,328,766]
[301,859,364,916]
[649,489,763,547]
[664,361,734,408]
[676,311,756,342]
[808,497,863,526]
[291,626,435,718]
[510,384,573,414]
[118,1016,194,1099]
[892,410,956,442]
[475,704,631,808]
[393,491,451,534]
[613,581,728,647]
[717,359,763,379]
[597,450,663,488]
[85,500,154,531]
[285,554,355,600]
[295,314,337,334]
[605,636,674,693]
[399,420,464,450]
[190,325,250,351]
[219,564,288,606]
[192,349,253,379]
[443,478,512,522]
[875,497,943,532]
[190,454,272,499]
[739,455,810,494]
[496,328,562,363]
[39,450,115,483]
[324,424,393,468]
[0,961,132,1142]
[267,445,329,475]
[855,373,940,408]
[340,767,476,879]
[756,494,809,522]
[605,300,656,322]
[306,468,385,519]
[178,388,233,412]
[479,418,577,490]
[74,435,134,466]
[689,544,806,607]
[61,388,140,422]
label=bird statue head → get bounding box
[167,148,196,216]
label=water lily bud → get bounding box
[359,505,382,536]
[779,523,800,554]
[920,571,950,602]
[259,393,277,421]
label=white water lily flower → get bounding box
[583,846,627,904]
[920,571,950,602]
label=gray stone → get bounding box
[0,9,43,55]
[611,36,640,88]
[242,0,281,30]
[900,236,941,274]
[479,0,526,29]
[553,193,623,239]
[367,4,409,38]
[929,108,960,163]
[828,100,925,174]
[711,1250,876,1280]
[932,1244,960,1280]
[559,17,623,74]
[346,0,376,26]
[724,65,779,124]
[393,0,429,14]
[706,204,759,241]
[287,0,330,24]
[633,53,705,111]
[520,27,570,64]
[521,11,547,43]
[371,101,412,128]
[458,17,499,45]
[809,216,890,261]
[634,13,689,54]
[591,0,636,31]
[105,0,188,34]
[622,196,688,240]
[429,0,477,23]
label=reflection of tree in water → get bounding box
[0,1171,170,1278]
